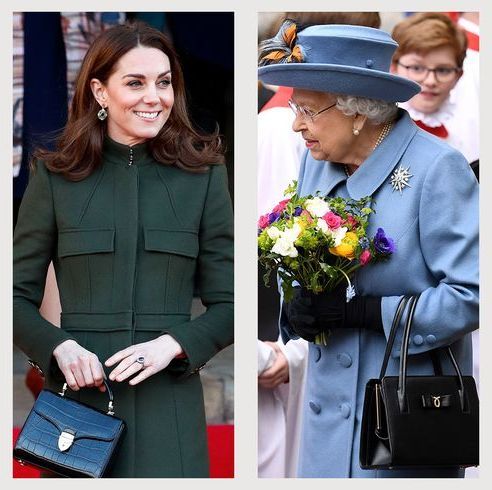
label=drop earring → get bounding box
[97,106,108,121]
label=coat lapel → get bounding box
[321,163,346,196]
[346,110,419,199]
[300,151,346,197]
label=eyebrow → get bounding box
[401,55,423,61]
[403,60,456,68]
[292,98,333,109]
[122,70,171,79]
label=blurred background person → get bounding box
[390,13,477,164]
[450,12,479,180]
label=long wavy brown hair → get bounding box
[35,22,224,181]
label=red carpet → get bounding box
[13,425,234,478]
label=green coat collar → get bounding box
[103,136,154,167]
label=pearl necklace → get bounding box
[344,121,393,177]
[374,121,393,149]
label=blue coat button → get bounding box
[309,401,321,414]
[426,334,437,345]
[366,59,374,68]
[337,353,352,368]
[340,403,351,419]
[413,334,424,346]
[314,346,321,363]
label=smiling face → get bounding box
[291,89,364,163]
[393,47,461,114]
[91,46,174,146]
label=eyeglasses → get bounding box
[288,99,337,121]
[396,62,461,83]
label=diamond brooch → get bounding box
[389,165,413,194]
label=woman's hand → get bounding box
[258,341,289,389]
[286,286,383,339]
[52,339,106,392]
[285,287,325,341]
[105,335,183,386]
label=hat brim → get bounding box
[258,63,420,103]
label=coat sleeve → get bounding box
[381,148,479,357]
[13,162,76,376]
[162,164,234,376]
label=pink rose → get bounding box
[360,249,372,266]
[258,214,270,229]
[300,210,313,222]
[322,211,342,229]
[342,214,358,230]
[272,198,290,214]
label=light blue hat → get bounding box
[258,22,420,103]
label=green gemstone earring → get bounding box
[97,107,108,121]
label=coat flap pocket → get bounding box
[58,229,115,258]
[144,228,198,258]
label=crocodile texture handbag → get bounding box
[13,379,126,478]
[360,295,479,470]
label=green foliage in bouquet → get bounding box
[258,181,395,303]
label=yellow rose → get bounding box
[329,231,358,259]
[293,216,307,232]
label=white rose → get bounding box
[316,218,329,234]
[329,226,348,246]
[271,236,298,257]
[284,223,302,241]
[305,197,330,218]
[267,227,281,240]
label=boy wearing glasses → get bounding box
[390,12,477,164]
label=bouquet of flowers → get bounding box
[258,181,395,305]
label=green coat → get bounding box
[13,137,234,477]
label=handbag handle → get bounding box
[378,295,410,379]
[397,295,467,412]
[379,295,444,377]
[59,379,115,416]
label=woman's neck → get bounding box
[339,123,386,173]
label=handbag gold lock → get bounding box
[432,395,441,408]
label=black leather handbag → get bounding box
[14,379,126,478]
[360,295,479,470]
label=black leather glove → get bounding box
[285,285,383,342]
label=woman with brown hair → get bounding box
[13,22,234,477]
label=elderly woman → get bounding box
[14,22,233,477]
[258,22,478,478]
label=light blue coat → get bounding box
[280,110,479,478]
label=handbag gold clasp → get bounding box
[432,395,441,408]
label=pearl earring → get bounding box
[97,107,108,121]
[352,128,360,136]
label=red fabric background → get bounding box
[13,425,234,478]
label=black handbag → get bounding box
[360,295,479,470]
[14,379,126,478]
